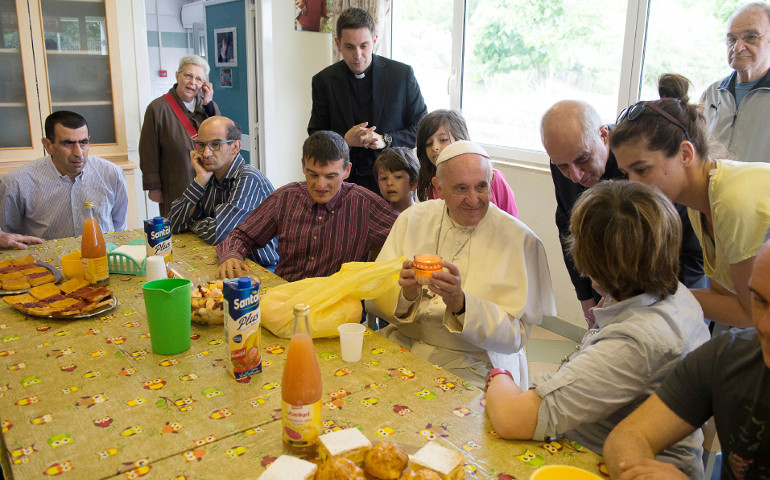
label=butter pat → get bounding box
[258,455,317,480]
[410,442,465,480]
[318,428,372,465]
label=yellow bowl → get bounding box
[530,465,603,480]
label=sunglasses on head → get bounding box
[617,101,692,143]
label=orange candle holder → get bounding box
[413,254,442,285]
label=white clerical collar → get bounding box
[354,72,365,79]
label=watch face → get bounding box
[384,134,392,146]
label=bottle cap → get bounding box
[293,304,309,315]
[237,277,252,288]
[153,216,164,225]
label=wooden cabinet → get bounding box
[0,0,127,167]
[0,0,137,227]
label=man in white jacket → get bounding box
[366,141,556,388]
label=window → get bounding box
[392,0,747,164]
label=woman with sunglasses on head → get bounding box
[415,109,519,218]
[610,73,770,328]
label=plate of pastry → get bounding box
[3,277,118,319]
[0,255,62,294]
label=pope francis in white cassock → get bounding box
[366,141,556,389]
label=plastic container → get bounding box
[106,239,147,275]
[60,250,84,279]
[282,304,322,453]
[142,278,192,355]
[81,201,109,286]
[530,466,604,480]
[191,281,224,325]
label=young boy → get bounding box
[373,147,419,212]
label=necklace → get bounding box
[434,208,478,260]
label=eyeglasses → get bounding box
[617,101,692,143]
[194,139,234,152]
[181,72,206,84]
[726,32,765,47]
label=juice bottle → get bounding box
[81,201,109,286]
[281,304,322,453]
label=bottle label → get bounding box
[83,256,109,285]
[224,277,262,379]
[281,400,322,447]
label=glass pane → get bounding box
[391,0,453,110]
[40,0,115,143]
[0,0,33,148]
[640,0,747,103]
[462,0,627,151]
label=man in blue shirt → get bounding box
[169,116,278,271]
[0,111,128,240]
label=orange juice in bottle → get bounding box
[81,201,109,286]
[281,304,322,452]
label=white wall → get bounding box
[495,162,584,329]
[261,0,333,186]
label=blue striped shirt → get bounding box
[168,153,278,269]
[0,156,128,240]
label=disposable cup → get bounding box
[61,250,84,279]
[338,323,366,362]
[145,255,168,282]
[143,278,192,355]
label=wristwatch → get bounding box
[383,133,392,148]
[484,368,513,393]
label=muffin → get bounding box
[316,457,365,480]
[364,442,409,480]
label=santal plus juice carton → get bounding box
[143,216,173,263]
[223,277,262,379]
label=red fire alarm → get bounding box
[159,70,167,77]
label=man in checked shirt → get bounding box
[216,130,398,281]
[169,116,278,271]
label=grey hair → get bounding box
[177,55,210,78]
[435,154,493,187]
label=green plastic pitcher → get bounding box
[142,278,192,355]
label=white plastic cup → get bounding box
[145,255,168,282]
[338,323,366,362]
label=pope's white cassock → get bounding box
[366,200,556,388]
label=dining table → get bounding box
[0,230,605,480]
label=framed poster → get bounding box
[214,27,236,67]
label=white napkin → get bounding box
[111,245,147,263]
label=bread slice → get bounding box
[29,283,61,300]
[59,277,90,295]
[1,277,30,291]
[409,442,465,480]
[28,272,56,286]
[10,255,35,266]
[318,428,372,466]
[3,293,37,306]
[258,455,317,480]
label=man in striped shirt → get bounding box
[169,116,278,271]
[216,130,398,282]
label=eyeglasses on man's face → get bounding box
[194,139,234,152]
[181,72,206,84]
[617,101,692,143]
[726,32,765,47]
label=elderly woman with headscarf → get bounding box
[139,55,220,216]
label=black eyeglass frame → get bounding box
[617,101,692,143]
[194,139,235,152]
